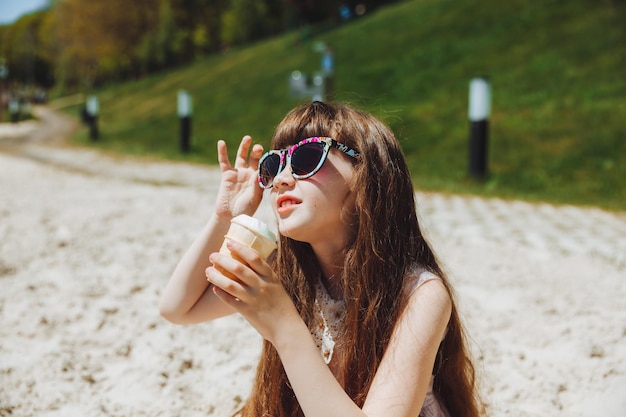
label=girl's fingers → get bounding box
[224,241,272,282]
[206,263,246,296]
[218,136,262,172]
[208,244,271,294]
[235,135,252,168]
[248,143,265,172]
[208,249,260,289]
[217,140,232,172]
[212,285,241,307]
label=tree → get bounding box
[53,0,157,88]
[1,0,393,90]
[221,0,286,47]
[0,11,55,88]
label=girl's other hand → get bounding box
[207,241,300,345]
[215,136,264,219]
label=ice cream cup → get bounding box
[218,215,277,279]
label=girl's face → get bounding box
[270,149,356,248]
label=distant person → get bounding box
[160,101,482,417]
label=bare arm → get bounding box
[159,214,233,323]
[159,136,264,324]
[362,280,451,417]
[279,280,451,417]
[209,243,452,417]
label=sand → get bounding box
[1,108,625,417]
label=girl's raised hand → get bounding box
[215,136,265,219]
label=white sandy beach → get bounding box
[1,109,625,416]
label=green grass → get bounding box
[63,0,626,210]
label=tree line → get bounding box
[0,0,395,93]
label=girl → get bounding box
[160,101,482,417]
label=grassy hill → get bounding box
[64,0,626,210]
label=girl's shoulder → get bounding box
[402,265,445,299]
[402,265,451,340]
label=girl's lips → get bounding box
[276,195,301,214]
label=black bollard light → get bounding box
[86,95,99,140]
[468,77,491,178]
[178,90,192,153]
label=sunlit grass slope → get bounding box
[67,0,626,210]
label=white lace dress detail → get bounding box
[310,279,346,364]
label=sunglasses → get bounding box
[257,136,362,189]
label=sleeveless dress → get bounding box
[308,270,450,417]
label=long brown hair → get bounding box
[236,101,481,417]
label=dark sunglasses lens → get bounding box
[291,143,326,176]
[259,153,281,187]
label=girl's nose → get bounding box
[273,164,295,188]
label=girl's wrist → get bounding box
[207,212,232,237]
[211,209,233,224]
[271,312,313,356]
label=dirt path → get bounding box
[0,105,78,146]
[0,105,223,189]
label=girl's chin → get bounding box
[277,221,307,243]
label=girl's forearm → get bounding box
[159,213,232,323]
[273,320,367,417]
